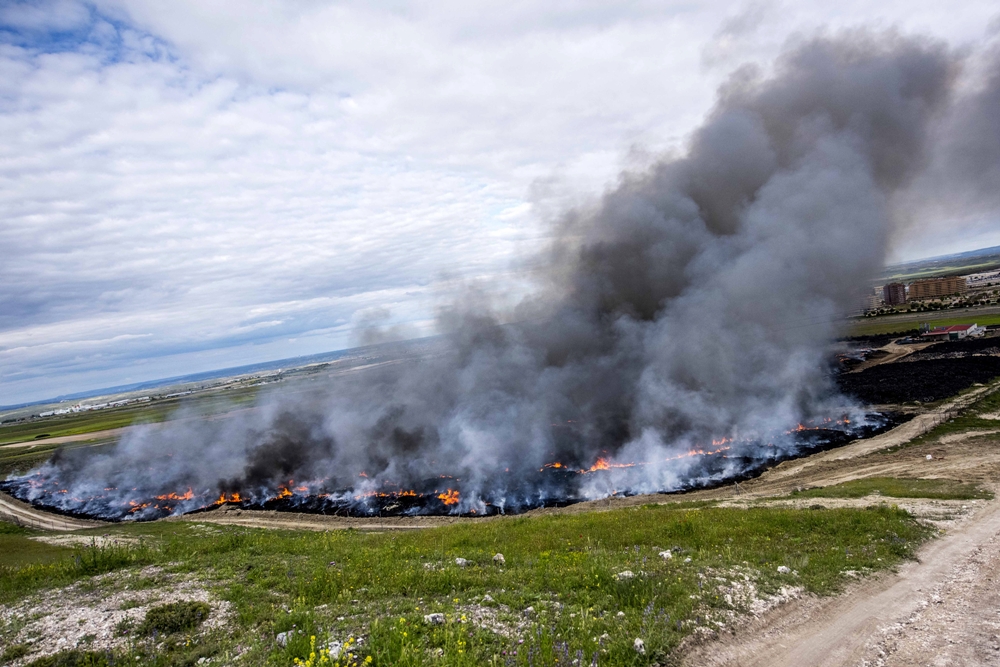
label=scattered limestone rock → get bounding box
[615,570,635,581]
[455,558,469,567]
[276,631,292,647]
[616,611,626,619]
[493,553,506,566]
[424,613,446,625]
[659,550,672,560]
[482,594,494,603]
[633,638,646,655]
[777,566,791,574]
[0,567,231,665]
[684,557,692,563]
[522,606,536,618]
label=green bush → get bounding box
[26,650,114,667]
[2,643,30,661]
[137,601,212,635]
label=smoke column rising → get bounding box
[9,30,991,518]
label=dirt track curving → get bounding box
[174,505,462,531]
[0,491,105,531]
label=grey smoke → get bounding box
[13,30,994,516]
[897,36,1000,231]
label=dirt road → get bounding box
[175,505,463,531]
[684,492,1000,667]
[0,491,104,531]
[1,427,129,449]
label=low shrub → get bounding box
[137,600,212,635]
[26,650,114,667]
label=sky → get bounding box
[2,0,999,407]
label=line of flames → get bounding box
[26,416,856,516]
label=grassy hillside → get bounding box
[0,503,931,667]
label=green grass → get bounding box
[848,313,1000,336]
[791,477,992,501]
[0,385,267,447]
[887,384,1000,452]
[0,404,175,445]
[2,643,31,662]
[24,650,117,667]
[0,441,106,476]
[0,521,76,569]
[0,503,932,666]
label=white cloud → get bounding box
[1,0,998,404]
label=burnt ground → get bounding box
[908,333,1000,358]
[836,356,1000,404]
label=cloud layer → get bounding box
[1,0,999,405]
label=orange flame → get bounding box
[588,457,611,472]
[155,488,194,501]
[215,492,242,504]
[437,489,460,505]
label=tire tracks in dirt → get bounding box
[684,496,1000,667]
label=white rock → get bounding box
[633,638,646,655]
[684,557,692,563]
[423,562,435,570]
[616,611,626,619]
[659,550,672,560]
[455,558,469,567]
[327,640,343,658]
[777,566,791,574]
[615,570,635,581]
[276,631,291,647]
[523,606,536,617]
[493,553,506,566]
[482,594,494,603]
[424,613,446,625]
[926,454,933,460]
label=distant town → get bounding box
[862,271,999,318]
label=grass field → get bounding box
[790,477,993,501]
[0,521,73,569]
[0,386,266,447]
[0,503,932,667]
[847,313,1000,336]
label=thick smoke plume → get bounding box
[9,31,995,519]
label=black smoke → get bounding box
[8,30,997,519]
